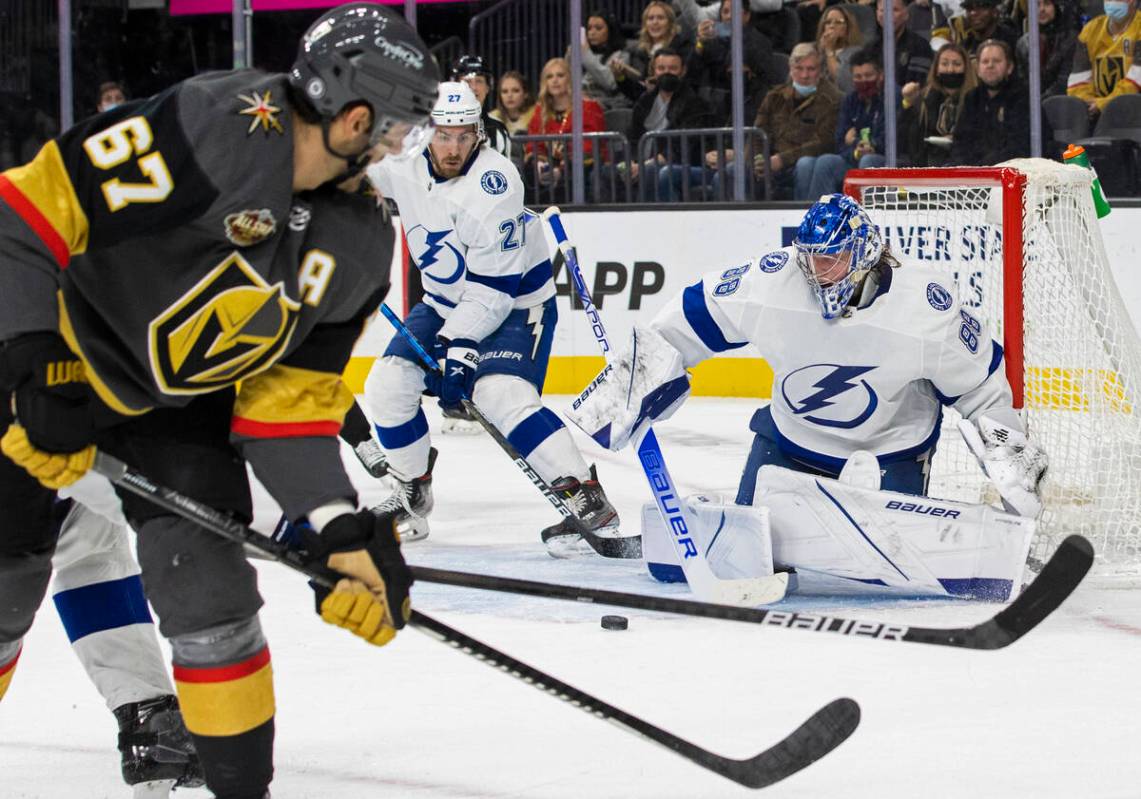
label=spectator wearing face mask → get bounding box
[900,42,976,166]
[1016,0,1078,101]
[798,47,894,198]
[96,81,127,114]
[1067,0,1141,119]
[950,39,1050,164]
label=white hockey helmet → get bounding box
[431,81,486,141]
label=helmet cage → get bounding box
[793,194,883,319]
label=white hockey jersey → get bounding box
[366,146,554,343]
[652,247,1014,470]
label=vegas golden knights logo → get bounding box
[148,253,301,394]
[1095,56,1126,96]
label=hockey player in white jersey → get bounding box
[364,83,625,554]
[569,194,1048,598]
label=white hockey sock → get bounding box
[365,356,432,479]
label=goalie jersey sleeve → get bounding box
[651,249,1018,467]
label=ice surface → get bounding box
[2,398,1139,798]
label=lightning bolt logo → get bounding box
[409,226,466,285]
[780,364,878,429]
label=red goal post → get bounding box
[843,161,1141,573]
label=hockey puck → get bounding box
[601,615,628,630]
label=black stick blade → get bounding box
[723,697,861,790]
[983,534,1094,648]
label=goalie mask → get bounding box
[290,2,440,166]
[793,194,884,320]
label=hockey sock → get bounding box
[506,409,590,485]
[172,644,275,797]
[0,641,21,701]
[340,400,373,448]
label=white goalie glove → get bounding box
[566,325,691,451]
[958,413,1048,518]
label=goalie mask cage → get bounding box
[844,159,1141,575]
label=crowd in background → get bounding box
[4,0,1141,202]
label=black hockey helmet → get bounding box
[290,2,440,157]
[450,54,493,82]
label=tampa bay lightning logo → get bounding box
[480,170,508,195]
[405,225,466,284]
[758,251,788,273]
[926,282,952,311]
[780,364,879,429]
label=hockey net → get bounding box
[845,160,1141,575]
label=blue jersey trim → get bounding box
[422,147,482,184]
[467,270,521,296]
[375,410,429,450]
[772,413,942,473]
[932,339,1005,406]
[682,281,746,354]
[518,259,553,297]
[507,407,564,457]
[52,575,153,643]
[815,480,909,580]
[424,290,458,309]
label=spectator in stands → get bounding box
[574,11,635,111]
[872,0,935,86]
[950,39,1039,164]
[1067,0,1141,119]
[900,42,975,165]
[627,48,715,200]
[939,0,1021,62]
[1017,0,1078,100]
[525,57,607,198]
[816,5,865,92]
[617,1,694,103]
[451,55,513,160]
[96,81,127,113]
[490,71,537,136]
[688,0,776,110]
[799,47,892,197]
[712,42,842,199]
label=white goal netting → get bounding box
[846,159,1141,575]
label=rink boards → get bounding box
[345,206,1141,398]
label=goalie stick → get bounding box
[91,452,860,789]
[413,531,1092,649]
[543,206,788,606]
[378,302,642,559]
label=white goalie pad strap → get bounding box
[958,415,1048,518]
[754,465,1036,601]
[566,325,690,451]
[641,494,774,582]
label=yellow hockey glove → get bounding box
[1,424,95,489]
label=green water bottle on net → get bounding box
[1063,143,1112,218]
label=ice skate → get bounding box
[541,465,625,558]
[440,405,483,436]
[370,448,436,542]
[352,437,389,478]
[115,694,204,797]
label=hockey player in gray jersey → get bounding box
[0,5,438,797]
[363,82,632,556]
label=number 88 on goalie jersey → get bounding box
[652,247,1014,473]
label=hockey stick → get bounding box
[543,207,788,606]
[92,452,860,789]
[413,531,1092,649]
[378,302,642,559]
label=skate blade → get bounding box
[441,418,483,435]
[132,779,175,799]
[543,533,599,559]
[397,516,430,543]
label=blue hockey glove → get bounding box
[436,337,478,414]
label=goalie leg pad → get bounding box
[753,465,1036,601]
[642,494,774,582]
[566,325,691,451]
